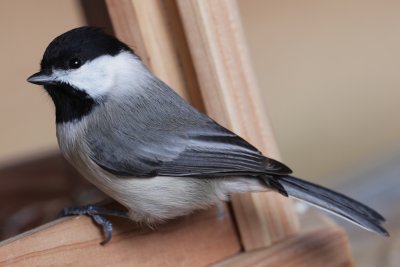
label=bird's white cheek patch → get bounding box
[69,65,113,97]
[53,56,115,98]
[53,52,149,99]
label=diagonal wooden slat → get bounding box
[175,0,299,249]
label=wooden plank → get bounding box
[176,0,299,250]
[0,206,241,266]
[211,223,354,267]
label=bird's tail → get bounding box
[264,175,389,236]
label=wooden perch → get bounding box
[0,208,354,267]
[0,207,241,266]
[175,0,300,249]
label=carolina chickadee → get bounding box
[27,27,388,244]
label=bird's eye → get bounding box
[69,58,82,69]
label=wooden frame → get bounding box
[0,0,354,266]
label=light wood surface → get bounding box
[211,222,354,267]
[0,206,240,266]
[176,0,299,250]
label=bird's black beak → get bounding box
[27,71,57,86]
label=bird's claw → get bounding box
[59,204,128,245]
[92,214,113,245]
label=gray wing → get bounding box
[85,79,291,178]
[87,118,291,178]
[157,121,291,177]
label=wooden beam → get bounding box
[175,0,299,250]
[211,223,354,267]
[0,207,241,266]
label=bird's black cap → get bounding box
[28,27,133,124]
[40,26,133,70]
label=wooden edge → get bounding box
[211,222,355,267]
[176,0,300,250]
[0,206,241,266]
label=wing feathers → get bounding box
[158,126,291,176]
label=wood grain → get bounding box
[0,206,241,266]
[176,0,299,250]
[211,223,354,267]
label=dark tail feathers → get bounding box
[265,175,389,236]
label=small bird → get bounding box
[28,27,388,244]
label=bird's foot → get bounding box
[60,204,129,245]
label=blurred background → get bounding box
[0,0,398,266]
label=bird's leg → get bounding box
[59,204,129,245]
[215,201,226,220]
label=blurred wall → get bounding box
[239,0,400,183]
[1,0,399,185]
[0,0,85,164]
